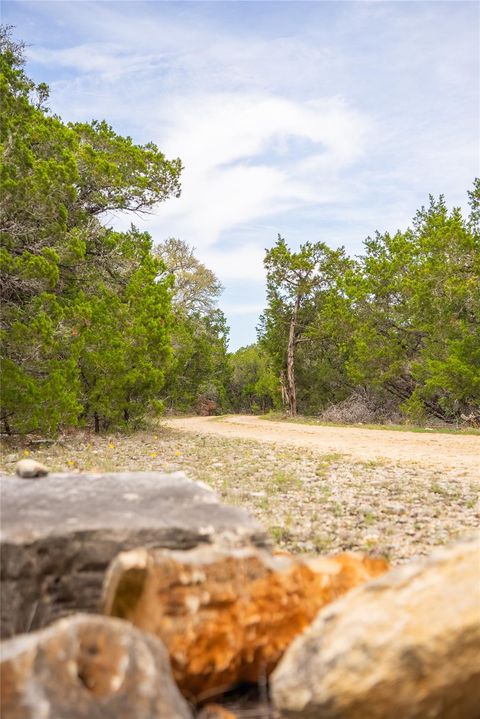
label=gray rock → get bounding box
[272,534,480,719]
[0,472,268,638]
[15,459,49,478]
[0,613,192,719]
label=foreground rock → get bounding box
[0,613,192,719]
[103,544,388,700]
[271,534,480,719]
[0,472,267,638]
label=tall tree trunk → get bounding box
[94,412,100,434]
[286,296,300,416]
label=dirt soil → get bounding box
[165,415,480,476]
[1,416,478,563]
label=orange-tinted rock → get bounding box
[103,545,388,700]
[197,704,238,719]
[0,614,192,719]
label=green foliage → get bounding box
[76,238,172,429]
[229,344,280,413]
[157,238,230,413]
[258,235,351,414]
[258,187,480,423]
[0,28,179,434]
[344,192,480,420]
[2,26,477,431]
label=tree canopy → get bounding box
[257,187,480,423]
[0,27,180,433]
[157,238,230,413]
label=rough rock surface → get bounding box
[15,459,49,478]
[196,705,238,719]
[271,534,480,719]
[0,472,267,638]
[103,544,388,700]
[0,613,192,719]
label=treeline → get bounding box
[2,28,478,434]
[250,183,480,424]
[0,29,229,434]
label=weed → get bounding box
[269,525,291,544]
[271,471,300,493]
[363,511,377,526]
[313,533,333,552]
[430,482,450,497]
[316,485,332,501]
[330,501,343,518]
[357,459,386,470]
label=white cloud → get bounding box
[201,243,267,282]
[143,92,371,267]
[27,43,162,81]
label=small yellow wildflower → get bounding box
[108,443,115,449]
[150,452,157,459]
[23,450,30,457]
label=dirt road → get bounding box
[164,415,479,476]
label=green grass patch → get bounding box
[271,470,301,493]
[257,412,480,436]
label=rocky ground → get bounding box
[2,420,478,564]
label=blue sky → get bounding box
[4,0,479,349]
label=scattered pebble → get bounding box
[15,459,49,479]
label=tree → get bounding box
[229,344,280,413]
[157,238,230,413]
[258,187,479,425]
[344,188,480,421]
[0,27,181,433]
[260,236,349,416]
[76,230,172,431]
[156,238,222,314]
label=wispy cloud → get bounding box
[27,43,163,81]
[150,92,371,252]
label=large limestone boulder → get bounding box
[271,534,480,719]
[0,472,267,638]
[0,613,192,719]
[103,544,388,700]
